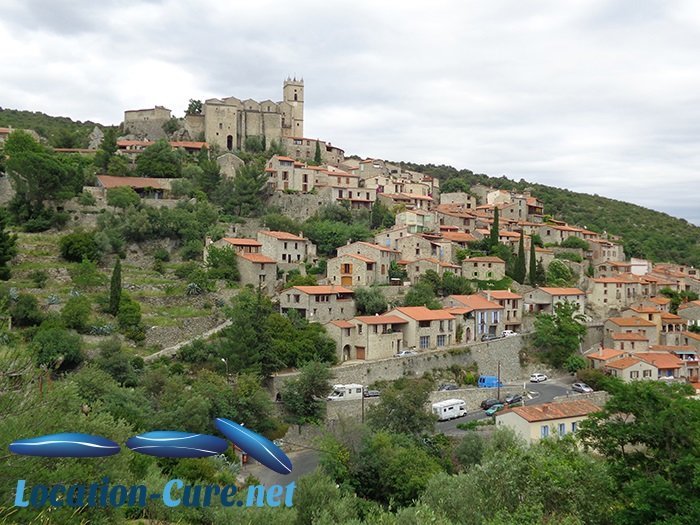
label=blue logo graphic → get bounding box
[215,418,292,475]
[8,433,120,458]
[126,431,228,458]
[9,420,293,475]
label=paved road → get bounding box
[436,376,575,434]
[241,448,319,485]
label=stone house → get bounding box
[611,332,650,352]
[444,294,504,342]
[536,224,582,245]
[588,239,625,264]
[95,175,176,200]
[327,254,378,287]
[405,258,462,283]
[523,287,587,316]
[635,352,686,379]
[495,400,600,445]
[585,348,628,369]
[336,242,400,282]
[280,285,355,324]
[216,152,245,179]
[378,193,433,211]
[604,317,658,347]
[257,230,316,268]
[375,226,413,251]
[480,290,523,332]
[237,252,277,295]
[325,314,409,362]
[395,209,437,233]
[396,234,453,263]
[678,301,700,329]
[462,257,506,281]
[387,307,456,351]
[436,204,480,231]
[588,277,643,313]
[440,192,477,210]
[604,356,658,382]
[595,261,633,278]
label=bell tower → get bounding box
[283,77,304,138]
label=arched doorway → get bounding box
[465,327,471,342]
[342,345,351,362]
[226,135,233,151]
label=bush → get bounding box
[61,295,92,332]
[181,239,204,261]
[205,246,239,283]
[59,231,102,262]
[69,259,107,288]
[30,318,84,370]
[117,296,142,330]
[565,354,587,374]
[78,191,97,206]
[29,269,49,288]
[153,247,171,262]
[555,251,583,263]
[10,293,44,327]
[560,237,589,250]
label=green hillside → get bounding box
[0,107,116,148]
[399,162,700,267]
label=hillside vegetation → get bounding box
[400,162,700,267]
[0,107,115,148]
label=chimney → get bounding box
[542,404,549,413]
[599,348,603,356]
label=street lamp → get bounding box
[221,358,229,376]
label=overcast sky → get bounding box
[1,1,699,224]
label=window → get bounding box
[630,371,639,379]
[541,426,549,438]
[420,336,430,349]
[437,335,446,347]
[571,421,578,432]
[558,423,566,435]
[358,325,363,335]
[643,369,652,378]
[439,321,444,331]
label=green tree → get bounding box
[547,259,575,287]
[61,295,91,332]
[579,381,699,525]
[514,231,526,284]
[533,301,587,368]
[561,236,589,250]
[227,162,267,216]
[564,354,587,375]
[454,431,485,470]
[31,318,84,369]
[109,258,122,316]
[441,177,471,194]
[185,99,203,115]
[313,140,322,165]
[281,361,333,428]
[0,208,18,280]
[388,260,408,281]
[69,258,106,288]
[369,200,395,230]
[205,245,239,283]
[404,280,442,309]
[354,286,388,315]
[94,127,117,171]
[366,378,436,435]
[107,154,130,177]
[528,238,537,286]
[135,140,181,178]
[490,207,500,247]
[10,293,44,326]
[534,257,547,285]
[106,186,140,209]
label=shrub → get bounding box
[29,269,49,288]
[30,318,84,370]
[153,247,171,262]
[10,293,44,327]
[181,239,204,261]
[205,246,239,283]
[69,259,107,288]
[60,231,102,262]
[560,237,589,250]
[78,191,97,206]
[117,296,142,330]
[61,295,92,332]
[555,251,583,263]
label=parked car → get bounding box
[481,333,501,342]
[480,398,501,410]
[485,403,505,416]
[530,373,548,383]
[571,382,593,393]
[363,389,381,398]
[478,375,503,388]
[502,330,518,337]
[438,383,459,391]
[395,350,417,358]
[504,393,523,405]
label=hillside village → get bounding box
[2,79,700,524]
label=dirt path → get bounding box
[144,319,232,362]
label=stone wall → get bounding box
[0,177,14,205]
[552,390,609,407]
[267,190,332,222]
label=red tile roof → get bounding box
[505,400,600,422]
[607,317,656,327]
[221,238,261,247]
[96,175,171,190]
[463,256,505,264]
[345,254,375,263]
[441,232,477,243]
[292,286,353,295]
[259,230,306,241]
[354,315,408,325]
[393,307,455,321]
[538,287,586,296]
[329,320,354,329]
[587,348,626,361]
[635,352,684,369]
[605,357,645,370]
[449,295,503,310]
[482,290,522,300]
[237,253,276,264]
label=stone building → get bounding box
[257,230,316,268]
[325,314,409,362]
[280,285,355,324]
[204,237,277,295]
[524,287,587,315]
[462,256,506,281]
[387,307,456,351]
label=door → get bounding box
[355,346,366,360]
[341,276,352,286]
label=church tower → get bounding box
[282,77,304,138]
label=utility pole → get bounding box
[361,391,365,423]
[497,360,501,401]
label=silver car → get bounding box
[572,382,593,393]
[530,373,548,383]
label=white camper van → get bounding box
[327,384,364,401]
[432,399,467,421]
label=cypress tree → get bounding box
[0,210,18,281]
[515,231,526,283]
[535,258,547,285]
[528,237,537,285]
[489,207,500,248]
[314,140,322,165]
[109,259,122,315]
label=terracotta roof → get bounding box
[587,348,626,361]
[463,256,505,264]
[593,277,637,284]
[684,331,700,341]
[275,156,295,162]
[635,352,684,369]
[628,306,659,314]
[661,313,685,322]
[259,230,306,241]
[237,253,275,264]
[393,307,455,321]
[649,345,696,352]
[96,175,171,190]
[504,400,600,423]
[605,357,646,370]
[607,317,656,327]
[445,307,473,315]
[648,296,671,305]
[414,257,460,269]
[354,242,399,253]
[441,232,477,243]
[538,287,586,296]
[679,300,700,310]
[449,295,503,310]
[330,320,354,329]
[345,254,375,263]
[353,315,409,325]
[221,238,261,247]
[483,290,522,300]
[611,332,648,341]
[292,286,353,295]
[535,247,554,253]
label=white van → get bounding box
[431,399,467,421]
[327,384,364,401]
